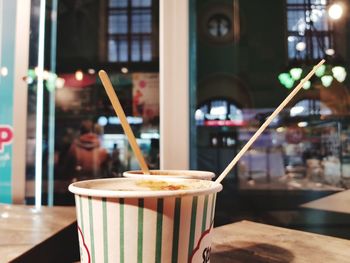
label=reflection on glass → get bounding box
[132,0,151,7]
[142,37,152,61]
[207,14,231,37]
[108,0,154,62]
[108,40,118,62]
[24,0,160,206]
[110,0,128,8]
[287,0,330,60]
[210,100,227,119]
[131,10,151,33]
[109,12,128,34]
[192,0,350,233]
[131,38,141,61]
[290,99,332,116]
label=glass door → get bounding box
[25,0,160,206]
[0,0,30,204]
[189,0,350,234]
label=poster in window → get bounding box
[132,73,159,123]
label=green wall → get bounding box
[196,0,289,108]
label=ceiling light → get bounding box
[321,75,333,87]
[329,3,343,20]
[75,70,83,81]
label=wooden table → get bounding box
[3,205,350,262]
[211,220,350,262]
[0,204,78,262]
[301,189,350,214]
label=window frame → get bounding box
[107,0,155,64]
[286,0,334,61]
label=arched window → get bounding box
[195,99,243,126]
[290,99,332,117]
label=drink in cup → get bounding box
[69,177,222,263]
[123,169,215,181]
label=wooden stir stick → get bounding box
[99,70,150,175]
[215,59,325,184]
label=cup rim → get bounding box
[69,177,222,198]
[123,169,215,179]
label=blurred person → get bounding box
[111,143,125,177]
[63,120,111,182]
[147,138,160,169]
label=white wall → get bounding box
[12,0,31,203]
[160,0,189,169]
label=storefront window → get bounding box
[25,0,159,205]
[191,0,350,235]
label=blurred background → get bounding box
[2,0,350,239]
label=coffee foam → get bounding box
[82,178,211,192]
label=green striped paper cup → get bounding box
[69,177,222,263]
[123,170,215,181]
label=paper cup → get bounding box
[123,170,215,181]
[69,177,222,263]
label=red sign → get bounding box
[0,125,14,152]
[204,120,246,127]
[59,73,96,88]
